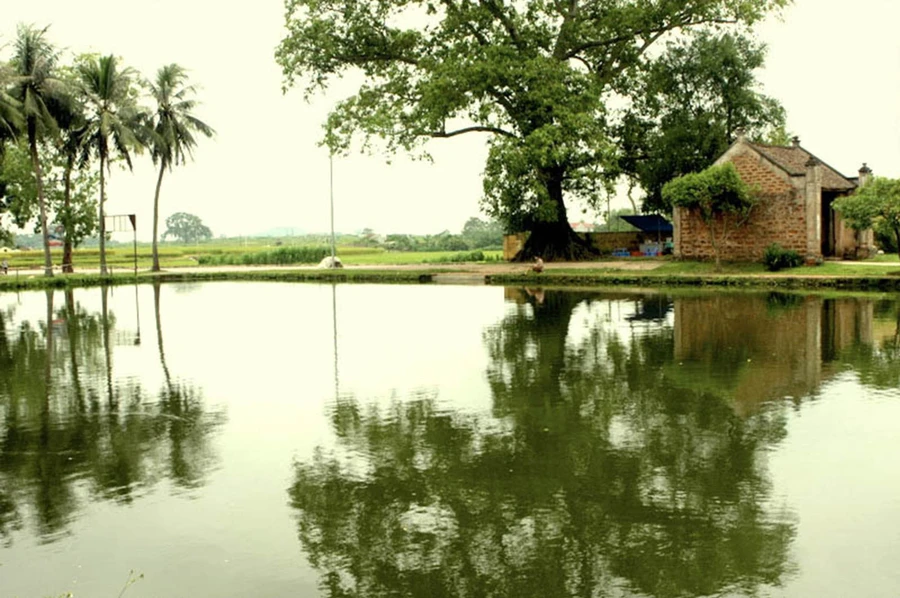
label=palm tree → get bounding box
[147,64,214,271]
[9,25,66,277]
[76,54,144,275]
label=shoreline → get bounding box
[2,261,900,292]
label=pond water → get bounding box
[1,282,899,598]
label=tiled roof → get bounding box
[750,143,856,191]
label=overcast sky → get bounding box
[3,0,899,240]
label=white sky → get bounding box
[3,0,899,240]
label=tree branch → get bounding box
[566,17,738,61]
[479,0,523,49]
[430,125,517,138]
[335,53,419,67]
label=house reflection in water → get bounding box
[673,293,882,414]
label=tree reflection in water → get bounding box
[0,286,225,544]
[289,289,804,598]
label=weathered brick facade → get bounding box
[674,136,872,263]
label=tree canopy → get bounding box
[163,211,212,243]
[277,0,789,260]
[833,176,900,259]
[617,31,785,213]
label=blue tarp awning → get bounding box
[620,215,673,235]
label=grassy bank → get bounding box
[0,268,438,292]
[0,244,504,270]
[488,259,900,290]
[3,254,900,293]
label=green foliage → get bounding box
[163,211,212,243]
[0,141,35,228]
[663,163,756,269]
[423,249,502,263]
[0,139,99,248]
[384,230,470,252]
[618,32,786,213]
[276,0,789,255]
[763,243,802,271]
[460,216,504,249]
[196,245,328,265]
[833,177,900,258]
[663,163,753,215]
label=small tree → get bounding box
[833,177,900,259]
[163,211,211,244]
[662,162,756,270]
[0,139,97,261]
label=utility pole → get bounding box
[329,154,336,265]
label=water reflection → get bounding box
[0,286,225,544]
[292,289,862,597]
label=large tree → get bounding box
[617,31,786,214]
[276,0,789,261]
[76,54,144,275]
[9,25,68,277]
[147,64,215,272]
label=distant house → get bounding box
[673,133,874,262]
[569,221,595,233]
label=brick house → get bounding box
[673,133,874,262]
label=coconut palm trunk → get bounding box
[98,155,108,276]
[28,128,54,277]
[62,158,74,273]
[152,162,166,272]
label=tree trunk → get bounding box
[99,156,108,276]
[152,162,166,272]
[28,130,54,277]
[894,227,900,261]
[512,169,598,262]
[62,161,74,273]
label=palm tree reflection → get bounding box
[0,285,225,542]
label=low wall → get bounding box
[502,231,646,260]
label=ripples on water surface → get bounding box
[1,282,898,597]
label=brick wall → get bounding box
[585,232,644,252]
[676,151,809,262]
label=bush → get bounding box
[197,246,330,266]
[763,244,802,271]
[423,250,503,263]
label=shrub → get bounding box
[197,246,330,266]
[763,244,802,271]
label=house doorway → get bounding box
[820,191,840,257]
